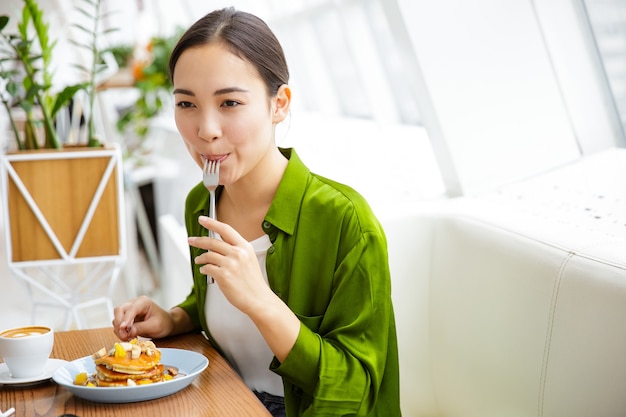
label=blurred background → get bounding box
[0,0,624,327]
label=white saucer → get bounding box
[0,358,69,386]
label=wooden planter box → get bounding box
[1,145,124,263]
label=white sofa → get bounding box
[387,149,626,417]
[156,147,626,417]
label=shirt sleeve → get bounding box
[177,288,202,329]
[176,182,209,331]
[270,231,393,416]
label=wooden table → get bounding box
[0,327,271,417]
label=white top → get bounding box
[204,234,284,396]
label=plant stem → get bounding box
[8,37,60,149]
[24,114,38,149]
[86,0,101,147]
[1,99,24,150]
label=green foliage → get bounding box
[116,30,181,141]
[105,44,133,68]
[0,0,63,149]
[68,0,118,147]
[0,0,114,150]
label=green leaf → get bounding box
[101,10,117,20]
[0,15,9,31]
[75,7,94,20]
[16,39,32,54]
[73,23,93,35]
[50,83,87,117]
[24,119,39,149]
[18,8,31,39]
[19,100,32,113]
[70,62,90,73]
[24,83,40,100]
[68,38,92,51]
[6,80,18,96]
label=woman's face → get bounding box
[172,43,285,186]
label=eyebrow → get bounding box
[172,87,249,96]
[173,88,194,96]
[215,87,249,95]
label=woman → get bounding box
[112,7,401,417]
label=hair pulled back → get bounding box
[169,7,289,96]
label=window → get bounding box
[583,0,626,133]
[269,0,421,125]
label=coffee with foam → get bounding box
[0,326,50,339]
[0,325,53,378]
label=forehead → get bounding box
[173,43,262,88]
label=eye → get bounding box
[222,100,240,108]
[176,101,195,109]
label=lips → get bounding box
[202,154,227,162]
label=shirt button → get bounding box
[268,245,275,254]
[262,221,272,230]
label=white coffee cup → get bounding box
[0,325,54,378]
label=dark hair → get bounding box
[169,7,289,96]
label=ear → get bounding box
[272,84,291,123]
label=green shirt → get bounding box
[178,148,401,417]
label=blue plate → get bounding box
[52,348,209,403]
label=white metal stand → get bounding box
[0,144,127,330]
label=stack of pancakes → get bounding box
[93,339,164,387]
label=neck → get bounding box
[221,147,287,215]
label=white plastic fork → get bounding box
[202,158,220,284]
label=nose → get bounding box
[197,110,221,142]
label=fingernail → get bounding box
[198,215,209,222]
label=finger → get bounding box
[129,321,149,339]
[113,296,149,335]
[112,307,128,332]
[188,234,230,255]
[113,316,134,341]
[112,316,134,341]
[199,262,220,277]
[117,326,132,341]
[194,245,225,264]
[197,215,247,246]
[115,307,136,332]
[112,319,123,339]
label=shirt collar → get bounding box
[265,148,309,236]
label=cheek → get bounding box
[175,115,203,167]
[174,114,194,140]
[226,122,252,145]
[230,106,273,144]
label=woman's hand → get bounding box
[188,215,271,314]
[112,295,184,341]
[189,215,300,362]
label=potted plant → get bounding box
[0,2,82,150]
[0,0,126,329]
[0,0,114,150]
[110,30,181,161]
